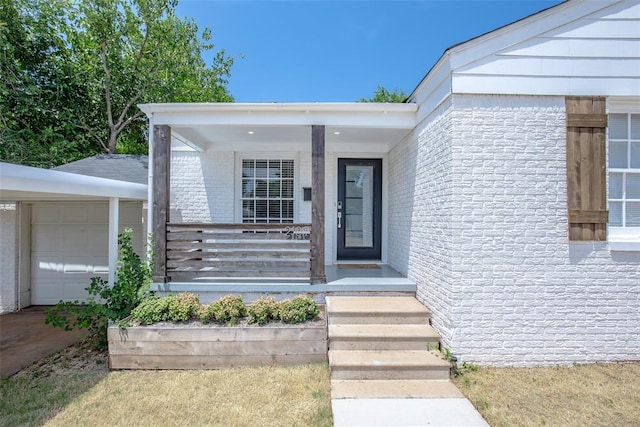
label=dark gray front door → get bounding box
[337,158,382,260]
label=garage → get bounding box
[30,202,143,305]
[0,161,147,312]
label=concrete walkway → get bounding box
[0,306,81,378]
[332,397,489,427]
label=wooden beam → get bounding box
[153,125,171,282]
[311,125,327,284]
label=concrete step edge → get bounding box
[329,350,451,369]
[326,296,431,316]
[328,324,440,340]
[331,379,463,399]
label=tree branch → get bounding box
[100,42,114,130]
[78,120,108,152]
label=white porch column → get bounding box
[108,197,120,287]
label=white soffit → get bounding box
[0,162,148,201]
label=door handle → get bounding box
[337,212,342,229]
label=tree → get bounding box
[0,0,97,167]
[359,85,408,103]
[73,0,233,154]
[0,0,233,166]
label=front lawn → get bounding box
[0,344,332,427]
[453,362,640,427]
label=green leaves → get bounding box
[45,228,153,349]
[359,85,408,103]
[1,0,233,166]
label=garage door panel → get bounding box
[88,205,109,222]
[31,205,61,224]
[120,204,142,222]
[62,205,90,223]
[31,224,61,252]
[61,225,90,252]
[31,202,143,305]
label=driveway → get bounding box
[0,306,81,378]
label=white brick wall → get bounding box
[393,94,640,366]
[170,151,235,222]
[389,98,457,347]
[0,203,17,313]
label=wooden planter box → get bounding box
[108,312,327,370]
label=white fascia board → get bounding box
[0,162,148,201]
[410,54,453,122]
[138,103,417,129]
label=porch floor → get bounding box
[151,265,415,301]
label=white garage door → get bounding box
[31,202,143,305]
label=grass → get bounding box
[0,357,332,427]
[453,362,640,427]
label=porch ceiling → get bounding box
[140,102,418,152]
[172,125,413,151]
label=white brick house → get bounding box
[138,0,640,366]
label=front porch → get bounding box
[140,102,418,294]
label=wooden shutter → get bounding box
[566,96,608,241]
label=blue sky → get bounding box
[176,1,563,103]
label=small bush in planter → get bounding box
[167,292,200,322]
[130,296,171,325]
[276,295,319,324]
[200,295,246,325]
[247,296,277,325]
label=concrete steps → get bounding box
[327,296,431,324]
[329,324,440,350]
[326,296,454,399]
[329,349,450,380]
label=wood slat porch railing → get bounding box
[166,223,311,281]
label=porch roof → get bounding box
[0,162,148,201]
[138,102,418,151]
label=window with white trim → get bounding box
[608,113,640,228]
[241,159,294,223]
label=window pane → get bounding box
[282,180,294,198]
[609,113,628,139]
[255,160,268,177]
[242,160,254,178]
[267,180,280,198]
[610,141,628,168]
[609,173,623,199]
[609,201,623,226]
[627,202,640,226]
[631,114,640,140]
[631,142,640,169]
[242,179,254,198]
[283,200,293,219]
[242,200,254,221]
[268,200,281,220]
[256,200,267,218]
[255,180,267,198]
[627,174,640,199]
[282,161,294,178]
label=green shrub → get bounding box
[130,296,171,325]
[167,292,200,322]
[276,295,319,324]
[201,295,246,325]
[247,296,277,325]
[45,228,152,349]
